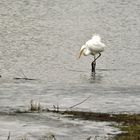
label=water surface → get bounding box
[0,0,140,139]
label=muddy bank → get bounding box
[0,102,139,140]
[14,107,140,140]
[14,108,140,124]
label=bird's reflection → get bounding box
[80,72,103,84]
[89,72,103,83]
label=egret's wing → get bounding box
[85,38,105,53]
[91,35,101,42]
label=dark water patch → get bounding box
[13,77,38,81]
[96,69,123,72]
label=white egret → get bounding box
[79,35,106,73]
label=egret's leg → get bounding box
[91,53,101,74]
[94,55,96,61]
[94,53,101,62]
[91,61,96,73]
[91,55,96,73]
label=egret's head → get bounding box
[78,45,86,59]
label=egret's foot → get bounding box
[91,61,96,73]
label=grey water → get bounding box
[0,0,140,139]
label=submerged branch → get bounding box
[69,96,91,109]
[13,69,37,81]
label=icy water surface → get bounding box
[0,0,140,139]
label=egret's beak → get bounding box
[78,48,85,59]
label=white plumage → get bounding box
[79,35,106,59]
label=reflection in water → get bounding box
[97,68,123,71]
[90,73,103,84]
[79,72,103,84]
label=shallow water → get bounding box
[0,0,140,139]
